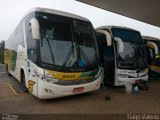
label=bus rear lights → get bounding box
[44,88,54,95]
[73,87,84,93]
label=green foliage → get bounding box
[0,40,5,64]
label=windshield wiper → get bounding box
[63,45,75,67]
[77,44,92,66]
[129,43,137,68]
[63,37,75,67]
[46,38,55,64]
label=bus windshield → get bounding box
[112,28,143,44]
[38,13,99,72]
[116,42,137,69]
[112,28,147,69]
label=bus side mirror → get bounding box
[147,41,158,55]
[114,37,124,53]
[29,18,40,40]
[96,30,112,46]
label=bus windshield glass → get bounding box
[37,12,99,71]
[116,42,137,69]
[112,28,147,69]
[112,28,143,44]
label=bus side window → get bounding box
[28,30,37,62]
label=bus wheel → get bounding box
[6,64,11,76]
[21,70,28,93]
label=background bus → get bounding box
[143,36,160,79]
[96,26,148,86]
[4,7,101,99]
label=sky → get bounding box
[0,0,160,41]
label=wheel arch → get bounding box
[20,66,26,82]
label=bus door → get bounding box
[103,44,115,85]
[146,46,156,78]
[146,46,155,65]
[26,21,38,96]
[96,32,115,85]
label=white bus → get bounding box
[143,36,160,79]
[96,26,148,86]
[4,8,101,99]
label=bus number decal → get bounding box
[28,80,36,92]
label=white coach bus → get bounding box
[4,8,101,99]
[143,36,160,79]
[96,26,148,86]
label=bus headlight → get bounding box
[41,75,59,84]
[34,70,59,84]
[118,74,129,78]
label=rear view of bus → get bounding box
[4,8,101,99]
[96,26,148,86]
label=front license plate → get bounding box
[73,87,84,93]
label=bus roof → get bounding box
[96,25,140,33]
[6,7,90,42]
[24,7,89,22]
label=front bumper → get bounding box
[37,76,101,99]
[114,75,148,86]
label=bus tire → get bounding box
[21,70,28,93]
[6,64,11,76]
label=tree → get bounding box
[0,40,5,64]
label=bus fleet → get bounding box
[143,36,160,79]
[4,7,160,99]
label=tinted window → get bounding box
[74,22,98,67]
[112,28,143,44]
[116,42,136,69]
[37,12,99,72]
[28,30,37,62]
[40,20,73,66]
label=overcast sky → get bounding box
[0,0,160,41]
